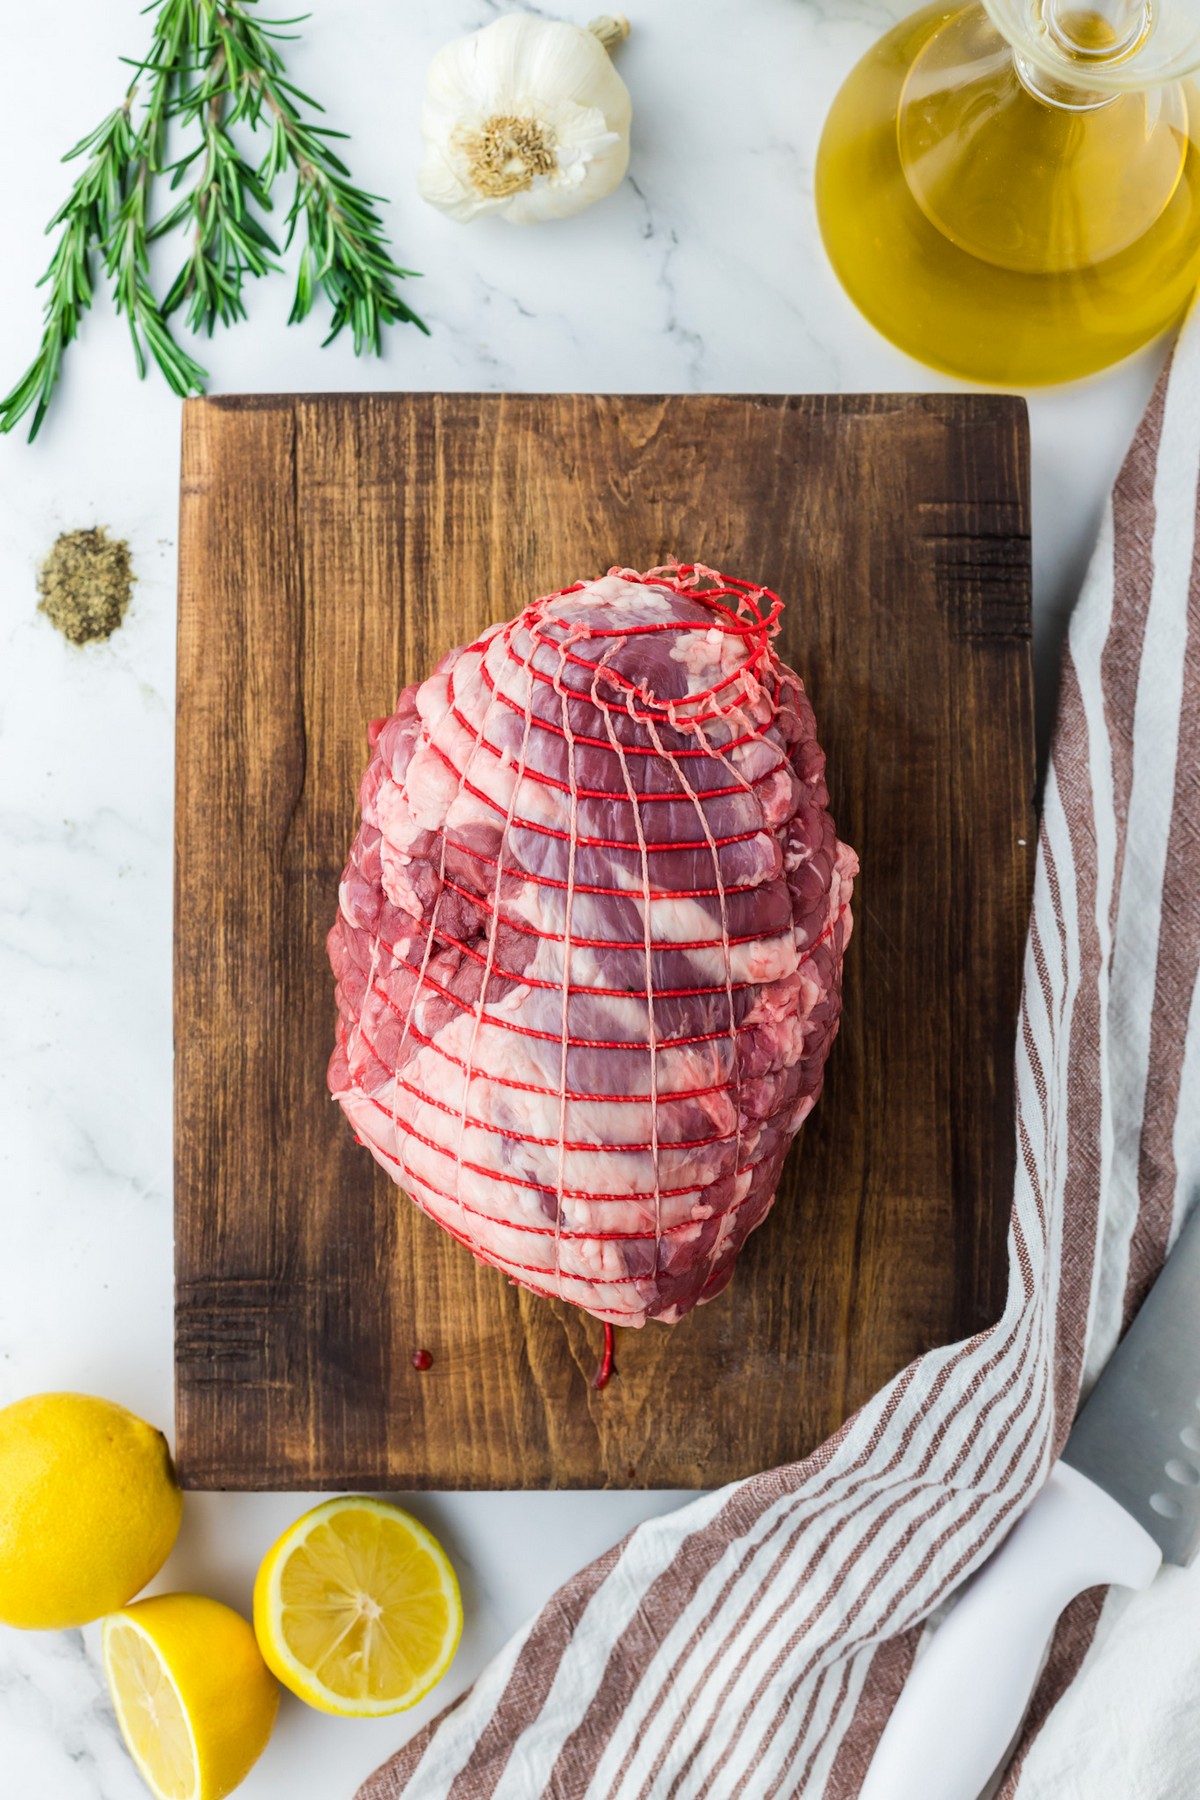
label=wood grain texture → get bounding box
[175,392,1034,1490]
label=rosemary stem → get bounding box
[0,0,426,441]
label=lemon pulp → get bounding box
[105,1618,197,1800]
[103,1595,278,1800]
[254,1497,462,1716]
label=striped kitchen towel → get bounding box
[358,322,1200,1800]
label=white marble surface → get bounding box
[0,0,1174,1794]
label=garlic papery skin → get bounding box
[417,14,633,226]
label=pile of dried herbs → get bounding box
[38,528,135,645]
[2,0,427,442]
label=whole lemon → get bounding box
[0,1392,183,1629]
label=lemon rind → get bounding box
[102,1612,202,1800]
[257,1497,462,1718]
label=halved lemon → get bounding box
[102,1594,279,1800]
[253,1496,462,1717]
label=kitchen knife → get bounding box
[860,1203,1200,1800]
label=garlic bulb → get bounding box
[417,13,633,226]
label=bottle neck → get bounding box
[1015,0,1154,107]
[1047,0,1151,56]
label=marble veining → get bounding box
[0,0,1172,1793]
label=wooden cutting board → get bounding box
[175,392,1034,1490]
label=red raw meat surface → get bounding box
[328,566,857,1328]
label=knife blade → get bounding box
[859,1203,1200,1800]
[1062,1201,1200,1565]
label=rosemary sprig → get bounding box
[154,26,282,334]
[0,108,133,443]
[108,15,210,396]
[0,0,425,442]
[0,96,205,442]
[108,159,211,394]
[201,0,427,352]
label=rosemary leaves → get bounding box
[1,1,427,442]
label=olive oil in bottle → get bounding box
[816,0,1200,384]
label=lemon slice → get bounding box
[103,1594,279,1800]
[253,1497,462,1717]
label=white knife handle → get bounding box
[860,1463,1161,1800]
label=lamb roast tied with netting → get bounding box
[327,565,857,1330]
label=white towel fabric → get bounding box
[1018,1562,1200,1799]
[359,317,1200,1800]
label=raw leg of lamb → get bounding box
[328,565,857,1330]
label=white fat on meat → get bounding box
[328,569,857,1327]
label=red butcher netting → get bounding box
[328,565,858,1333]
